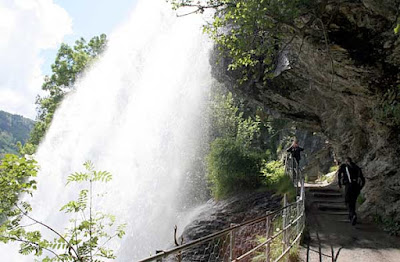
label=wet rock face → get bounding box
[182,191,281,241]
[176,191,281,261]
[211,1,400,221]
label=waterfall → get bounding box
[1,0,212,260]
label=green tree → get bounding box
[29,34,107,146]
[207,89,294,198]
[207,90,263,198]
[0,154,38,221]
[210,91,261,147]
[207,137,263,198]
[0,159,125,261]
[171,0,310,82]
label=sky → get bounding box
[0,0,138,119]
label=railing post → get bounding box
[265,212,272,262]
[155,250,163,262]
[282,195,287,245]
[296,198,301,236]
[229,223,237,261]
[282,194,289,262]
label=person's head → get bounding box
[292,138,299,147]
[345,157,353,165]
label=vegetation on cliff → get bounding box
[207,88,295,199]
[0,111,34,156]
[171,0,311,82]
[174,0,400,224]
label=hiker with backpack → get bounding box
[338,157,366,225]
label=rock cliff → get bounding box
[212,0,400,221]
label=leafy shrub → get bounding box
[0,154,38,220]
[261,161,296,201]
[374,212,400,236]
[207,137,263,199]
[210,91,261,147]
[357,193,366,205]
[261,161,285,185]
[374,85,400,127]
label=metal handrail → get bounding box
[233,207,305,262]
[137,203,301,262]
[137,153,305,262]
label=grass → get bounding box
[261,161,296,202]
[251,214,302,262]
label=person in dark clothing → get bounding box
[286,139,304,167]
[338,157,365,225]
[286,140,304,184]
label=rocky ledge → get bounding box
[212,0,400,222]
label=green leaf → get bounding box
[395,23,400,34]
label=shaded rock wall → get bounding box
[211,0,400,221]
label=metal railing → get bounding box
[284,154,303,198]
[137,155,305,262]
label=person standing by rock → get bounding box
[286,139,304,184]
[338,157,365,225]
[286,139,304,168]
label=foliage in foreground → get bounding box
[0,157,125,261]
[0,154,38,221]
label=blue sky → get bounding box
[0,0,138,118]
[41,0,138,75]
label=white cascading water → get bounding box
[1,0,212,261]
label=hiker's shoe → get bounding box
[351,215,357,226]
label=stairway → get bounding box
[300,185,400,262]
[308,187,348,217]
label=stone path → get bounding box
[299,183,400,262]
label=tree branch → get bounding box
[1,235,61,260]
[92,233,118,257]
[175,2,232,17]
[15,204,81,260]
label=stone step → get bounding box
[316,211,348,216]
[312,192,342,198]
[317,204,347,211]
[309,188,340,194]
[313,200,344,204]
